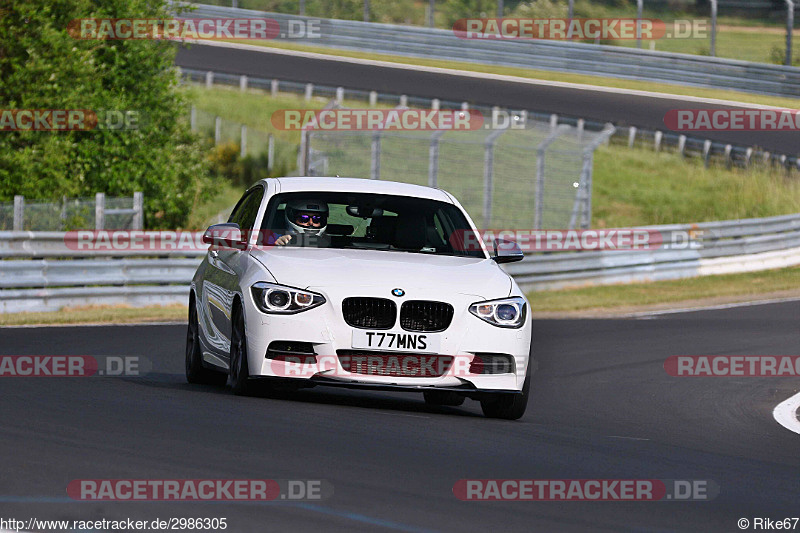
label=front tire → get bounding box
[479,359,531,420]
[186,294,228,386]
[229,303,253,396]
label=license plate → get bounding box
[352,330,440,353]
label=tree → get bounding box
[0,0,211,228]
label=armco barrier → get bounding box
[1,212,800,312]
[187,3,800,98]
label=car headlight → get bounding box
[469,297,526,328]
[251,282,325,314]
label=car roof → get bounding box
[267,177,454,203]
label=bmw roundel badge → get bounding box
[391,288,405,297]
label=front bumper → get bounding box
[243,286,532,392]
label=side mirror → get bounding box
[202,223,247,250]
[492,238,524,264]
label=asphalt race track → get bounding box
[1,301,798,532]
[175,43,800,155]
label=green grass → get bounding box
[527,266,800,313]
[186,182,243,229]
[215,39,800,109]
[0,305,187,326]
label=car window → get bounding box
[228,187,264,231]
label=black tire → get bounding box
[229,303,253,396]
[479,360,531,420]
[423,390,465,406]
[186,294,228,386]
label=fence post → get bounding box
[299,130,310,175]
[745,147,753,166]
[461,101,469,111]
[428,0,434,27]
[336,87,344,105]
[240,125,247,158]
[95,193,105,231]
[205,71,214,89]
[576,118,584,142]
[678,135,686,157]
[636,0,643,49]
[724,144,732,167]
[268,134,275,172]
[60,196,67,230]
[428,130,445,188]
[628,126,637,148]
[239,75,247,92]
[369,91,378,107]
[400,95,408,107]
[370,131,381,180]
[304,83,313,101]
[535,125,570,230]
[214,116,221,145]
[133,192,144,230]
[787,0,795,66]
[654,130,663,151]
[299,0,305,15]
[190,105,196,132]
[549,113,558,132]
[703,139,712,167]
[271,79,279,97]
[13,195,24,231]
[431,98,440,111]
[364,0,370,22]
[483,126,508,228]
[710,0,717,57]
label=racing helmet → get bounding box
[284,198,329,236]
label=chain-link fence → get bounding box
[0,193,143,231]
[301,117,614,230]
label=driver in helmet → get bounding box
[275,199,329,246]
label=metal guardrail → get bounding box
[2,213,800,312]
[188,4,800,98]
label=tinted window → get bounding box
[228,187,264,231]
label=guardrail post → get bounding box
[190,105,196,132]
[745,147,753,166]
[654,130,662,152]
[764,151,771,165]
[271,79,279,97]
[304,83,313,101]
[461,101,469,111]
[576,118,584,142]
[369,91,378,107]
[214,116,221,145]
[703,139,712,167]
[628,126,637,148]
[13,195,24,231]
[400,95,408,107]
[336,87,344,105]
[431,98,440,111]
[483,125,509,227]
[95,193,105,231]
[240,125,247,158]
[428,130,445,188]
[724,144,732,168]
[678,135,686,157]
[268,134,275,172]
[205,71,213,89]
[133,192,144,230]
[710,0,717,57]
[370,131,381,180]
[239,75,247,92]
[549,113,558,132]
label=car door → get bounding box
[202,186,265,363]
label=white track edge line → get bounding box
[773,391,800,435]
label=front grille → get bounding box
[342,297,396,329]
[337,350,453,378]
[400,301,454,332]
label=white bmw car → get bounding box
[186,177,533,419]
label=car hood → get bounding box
[249,247,511,300]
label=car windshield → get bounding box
[260,191,485,259]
